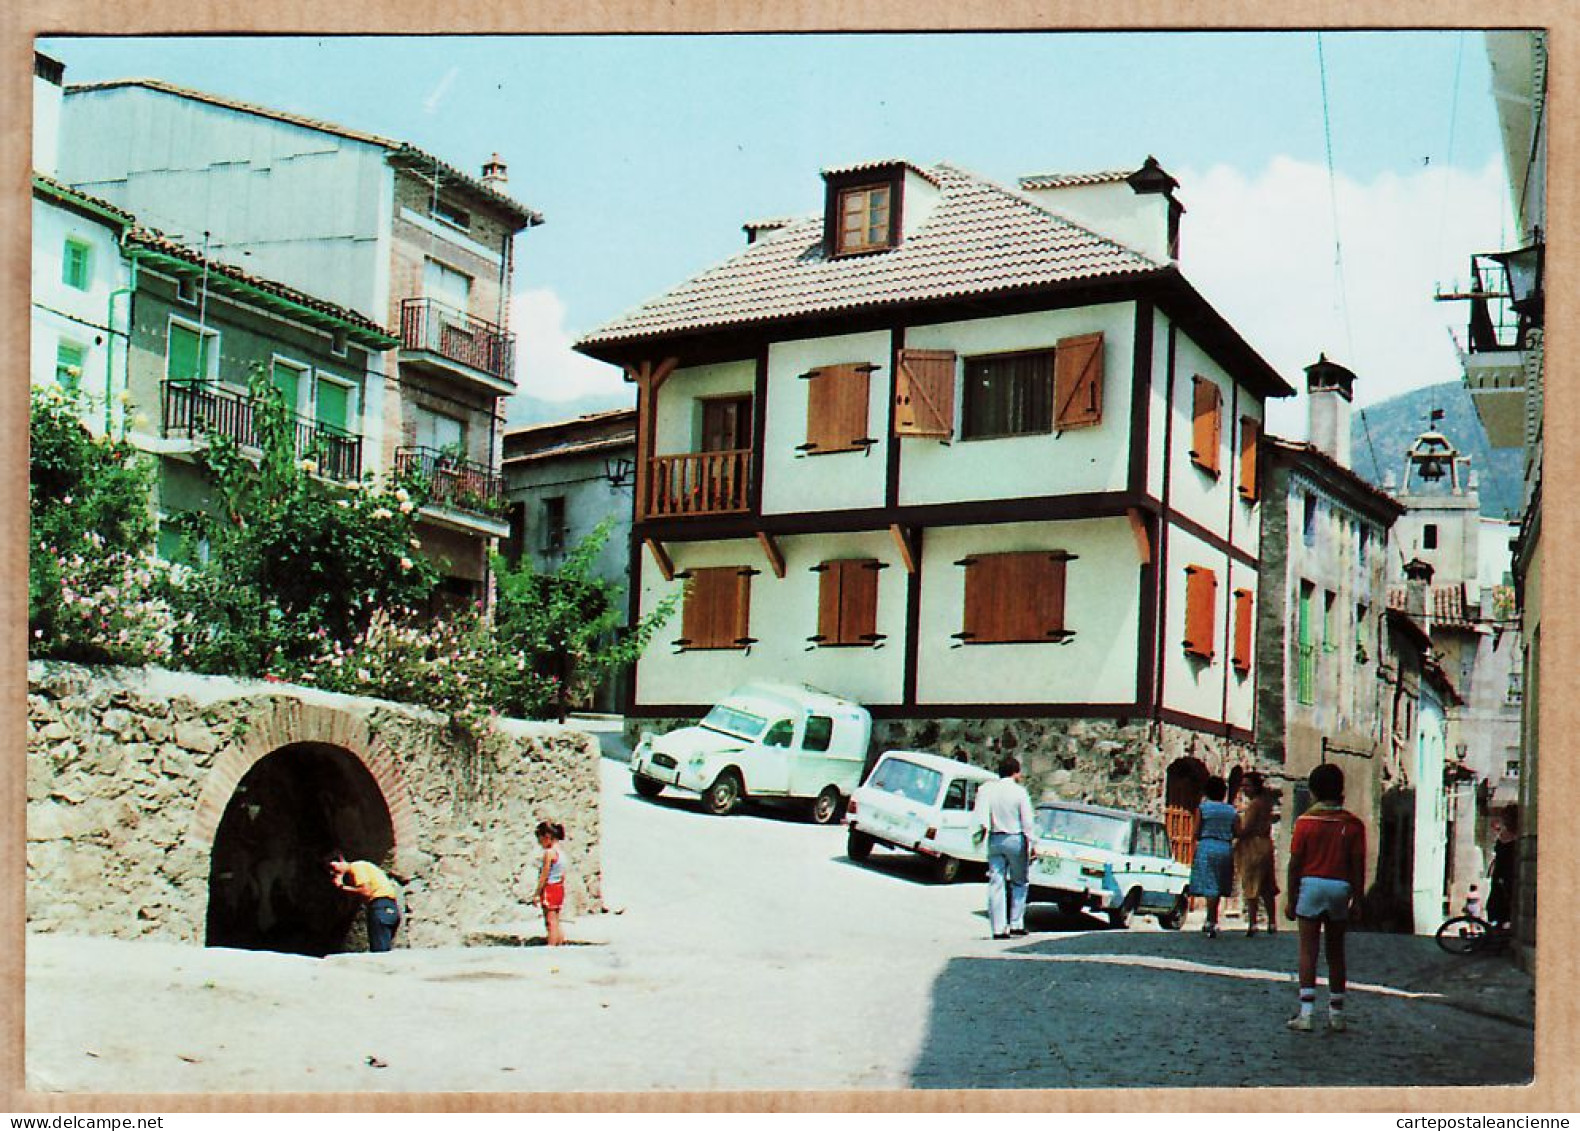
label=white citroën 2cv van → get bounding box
[629,683,871,823]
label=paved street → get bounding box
[26,750,1534,1093]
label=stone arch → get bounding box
[190,696,417,865]
[205,741,395,955]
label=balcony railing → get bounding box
[394,446,507,520]
[161,380,362,482]
[399,298,515,385]
[643,449,751,519]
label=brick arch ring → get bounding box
[188,696,419,869]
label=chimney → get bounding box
[1304,353,1356,468]
[1404,557,1435,621]
[481,153,508,188]
[34,51,64,176]
[1018,156,1183,264]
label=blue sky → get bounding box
[40,32,1515,432]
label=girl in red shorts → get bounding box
[531,821,568,946]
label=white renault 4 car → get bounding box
[845,750,999,883]
[1028,800,1189,929]
[629,683,869,822]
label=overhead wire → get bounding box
[1316,33,1357,363]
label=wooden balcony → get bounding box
[161,380,362,482]
[643,449,751,519]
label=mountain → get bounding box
[1350,381,1524,520]
[504,389,635,430]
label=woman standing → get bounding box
[1234,772,1280,936]
[1189,776,1236,937]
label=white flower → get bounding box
[356,668,371,682]
[398,501,414,514]
[394,487,410,503]
[371,507,393,521]
[299,458,319,474]
[408,538,421,550]
[399,557,414,571]
[336,500,351,509]
[62,495,73,506]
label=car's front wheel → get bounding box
[808,786,842,825]
[847,828,875,862]
[1108,889,1141,929]
[631,773,664,799]
[1157,893,1187,931]
[703,769,743,816]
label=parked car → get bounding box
[845,750,999,883]
[1027,800,1189,929]
[629,683,870,822]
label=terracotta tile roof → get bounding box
[1019,170,1133,190]
[821,158,943,186]
[1386,583,1480,629]
[125,228,396,345]
[32,171,136,225]
[579,162,1167,349]
[67,78,542,229]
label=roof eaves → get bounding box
[821,158,942,186]
[386,145,544,230]
[124,228,396,347]
[32,171,136,228]
[1019,170,1133,190]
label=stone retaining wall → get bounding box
[626,713,1265,815]
[27,662,602,948]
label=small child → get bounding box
[1465,883,1484,921]
[1284,764,1367,1033]
[531,821,568,947]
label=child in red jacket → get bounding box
[1284,764,1367,1032]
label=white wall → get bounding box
[653,359,756,455]
[915,518,1140,706]
[34,71,61,175]
[30,195,130,436]
[762,330,890,515]
[60,86,389,320]
[1160,525,1235,726]
[899,168,942,241]
[635,530,906,707]
[1166,329,1261,559]
[901,304,1137,506]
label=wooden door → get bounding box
[701,396,752,452]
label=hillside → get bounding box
[1350,381,1524,520]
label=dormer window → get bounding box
[836,184,892,255]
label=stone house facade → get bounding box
[576,157,1296,837]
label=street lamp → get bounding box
[1490,230,1544,330]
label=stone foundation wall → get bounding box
[27,662,602,949]
[626,713,1265,816]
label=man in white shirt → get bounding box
[973,757,1038,938]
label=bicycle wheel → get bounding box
[1436,914,1492,955]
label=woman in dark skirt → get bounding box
[1190,776,1236,937]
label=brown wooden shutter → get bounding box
[805,364,872,453]
[816,563,842,643]
[1054,332,1104,429]
[841,559,880,643]
[894,349,957,437]
[1238,415,1260,500]
[732,567,752,647]
[1190,377,1222,474]
[1233,587,1254,672]
[962,552,1069,643]
[1183,565,1217,660]
[682,566,749,649]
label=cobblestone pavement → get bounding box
[910,927,1534,1089]
[24,751,1536,1093]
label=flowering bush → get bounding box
[29,386,160,658]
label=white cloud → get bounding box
[506,286,629,408]
[1177,156,1513,438]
